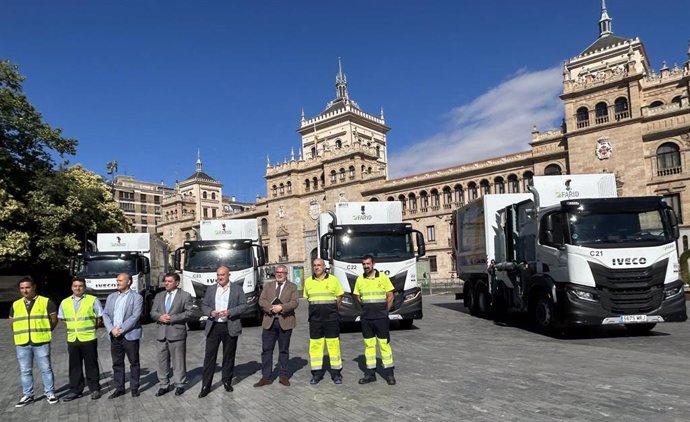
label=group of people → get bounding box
[9,255,398,408]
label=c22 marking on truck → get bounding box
[589,250,603,257]
[611,257,647,266]
[346,264,358,270]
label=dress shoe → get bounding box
[253,378,272,388]
[385,375,397,385]
[278,376,290,386]
[223,381,233,392]
[131,389,140,397]
[174,387,184,396]
[155,387,170,397]
[198,387,210,398]
[62,392,82,402]
[309,375,323,385]
[90,391,101,400]
[108,390,125,399]
[358,375,377,384]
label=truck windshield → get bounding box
[185,245,252,272]
[82,257,137,277]
[569,209,671,246]
[334,229,414,263]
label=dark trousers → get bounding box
[202,322,238,388]
[111,336,140,392]
[261,318,292,379]
[68,340,100,394]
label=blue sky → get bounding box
[3,0,689,201]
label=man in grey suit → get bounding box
[198,265,247,398]
[102,272,143,398]
[150,272,196,397]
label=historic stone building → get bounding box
[230,2,690,281]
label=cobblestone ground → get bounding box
[0,294,688,422]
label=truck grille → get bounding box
[588,259,666,314]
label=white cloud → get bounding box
[389,66,563,178]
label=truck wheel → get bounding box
[399,319,414,329]
[464,282,476,314]
[625,323,656,335]
[532,292,554,332]
[476,285,491,318]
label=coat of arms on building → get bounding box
[308,200,321,220]
[595,137,613,160]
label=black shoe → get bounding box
[358,375,377,384]
[90,391,101,400]
[62,392,82,402]
[131,389,140,397]
[198,387,210,398]
[309,375,323,385]
[386,375,397,385]
[155,387,169,397]
[174,387,184,396]
[223,381,233,392]
[108,390,125,399]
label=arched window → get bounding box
[272,185,277,196]
[595,102,609,124]
[479,179,490,196]
[335,139,342,149]
[420,191,429,210]
[656,142,681,176]
[468,182,478,200]
[507,174,519,193]
[672,96,682,106]
[312,177,318,190]
[614,97,629,120]
[211,192,217,200]
[320,173,324,185]
[523,171,534,191]
[544,164,562,175]
[304,179,310,192]
[443,186,452,206]
[398,194,407,211]
[454,184,464,203]
[408,193,417,211]
[279,183,284,195]
[330,170,337,183]
[650,100,664,108]
[369,197,379,202]
[339,168,345,181]
[202,191,208,199]
[387,196,395,201]
[286,181,292,193]
[576,106,589,128]
[376,145,381,158]
[494,177,505,194]
[311,146,317,158]
[430,189,440,207]
[260,218,268,235]
[348,166,355,179]
[368,166,372,174]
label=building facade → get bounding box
[111,175,173,233]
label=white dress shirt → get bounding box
[215,284,230,322]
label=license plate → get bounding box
[619,314,647,323]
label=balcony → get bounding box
[278,256,289,263]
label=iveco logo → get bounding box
[612,257,647,266]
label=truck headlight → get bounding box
[569,289,598,302]
[663,286,683,300]
[404,290,420,302]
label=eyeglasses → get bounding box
[275,271,287,274]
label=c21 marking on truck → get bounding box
[611,257,647,266]
[589,250,603,257]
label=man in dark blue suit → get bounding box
[198,265,248,398]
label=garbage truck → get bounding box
[318,201,426,328]
[71,233,169,317]
[451,174,687,333]
[174,219,265,326]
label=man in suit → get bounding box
[253,264,299,387]
[198,265,248,398]
[102,272,143,398]
[150,272,196,397]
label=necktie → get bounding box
[275,282,283,300]
[165,292,172,313]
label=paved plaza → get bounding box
[0,294,688,422]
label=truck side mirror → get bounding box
[174,248,183,271]
[319,233,331,261]
[139,256,151,274]
[665,208,680,240]
[416,231,426,257]
[256,246,266,267]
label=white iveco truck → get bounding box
[318,202,426,328]
[71,233,169,317]
[174,219,265,325]
[452,174,687,333]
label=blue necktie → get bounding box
[165,292,172,313]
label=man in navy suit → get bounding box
[102,273,143,398]
[198,265,248,398]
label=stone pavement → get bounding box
[0,294,688,422]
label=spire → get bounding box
[290,147,295,161]
[598,0,613,37]
[301,108,305,123]
[336,57,349,99]
[196,149,202,172]
[266,154,270,168]
[380,107,385,120]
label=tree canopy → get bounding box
[0,60,129,272]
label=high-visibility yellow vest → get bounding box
[354,271,394,304]
[61,295,98,342]
[304,274,343,304]
[12,296,52,345]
